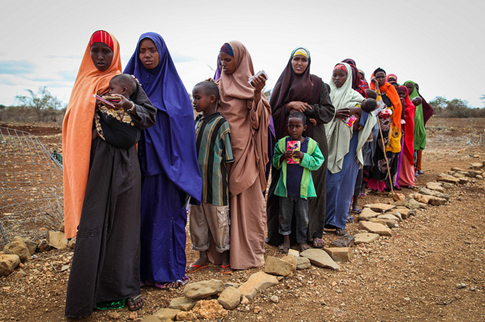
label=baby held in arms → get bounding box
[94,74,140,149]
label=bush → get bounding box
[429,96,485,118]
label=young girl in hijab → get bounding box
[324,63,376,235]
[64,30,156,317]
[217,41,270,269]
[367,67,402,192]
[397,86,416,188]
[124,32,202,288]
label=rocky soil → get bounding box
[1,117,484,322]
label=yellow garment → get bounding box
[375,92,401,153]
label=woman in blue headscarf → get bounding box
[124,32,202,289]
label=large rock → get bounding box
[354,233,380,244]
[437,173,459,184]
[169,297,197,311]
[406,199,421,210]
[393,200,407,207]
[330,234,354,247]
[12,237,37,255]
[388,207,410,219]
[191,300,228,320]
[238,271,278,300]
[288,249,300,258]
[176,311,197,321]
[217,286,242,310]
[392,193,406,201]
[358,208,379,221]
[3,239,31,262]
[470,162,484,170]
[153,308,180,321]
[369,218,392,227]
[300,249,340,270]
[451,167,466,172]
[37,239,51,252]
[413,193,430,204]
[427,196,447,206]
[359,221,392,236]
[467,170,483,178]
[0,254,21,276]
[363,203,395,213]
[324,247,352,262]
[281,255,297,271]
[376,214,400,228]
[48,231,67,249]
[184,279,224,299]
[377,213,401,222]
[264,256,294,276]
[296,256,311,269]
[426,182,445,193]
[419,187,450,200]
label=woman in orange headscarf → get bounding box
[217,41,270,269]
[63,30,156,318]
[368,67,402,191]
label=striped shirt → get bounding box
[195,112,234,206]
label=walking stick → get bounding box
[377,118,394,195]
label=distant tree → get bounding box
[446,98,471,117]
[15,86,63,121]
[481,94,485,107]
[429,96,448,112]
[0,104,5,110]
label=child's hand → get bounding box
[309,118,317,126]
[292,150,304,159]
[283,150,293,160]
[109,94,131,111]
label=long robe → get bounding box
[124,32,202,283]
[64,31,157,318]
[217,41,270,269]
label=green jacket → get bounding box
[273,136,324,199]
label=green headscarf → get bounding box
[404,80,426,151]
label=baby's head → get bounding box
[361,98,377,113]
[365,89,377,99]
[109,74,137,98]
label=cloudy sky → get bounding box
[1,0,484,108]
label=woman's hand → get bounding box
[252,75,266,103]
[109,94,132,111]
[371,76,378,87]
[335,108,350,120]
[287,101,312,113]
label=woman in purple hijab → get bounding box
[125,32,202,289]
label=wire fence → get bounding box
[0,126,63,246]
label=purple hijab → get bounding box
[124,32,201,202]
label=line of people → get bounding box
[61,30,432,318]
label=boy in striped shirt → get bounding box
[187,81,234,275]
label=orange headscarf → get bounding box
[370,72,402,153]
[62,31,122,238]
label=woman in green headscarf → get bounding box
[404,81,426,173]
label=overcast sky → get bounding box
[1,0,484,108]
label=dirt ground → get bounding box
[1,117,484,322]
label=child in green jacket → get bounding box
[273,111,324,253]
